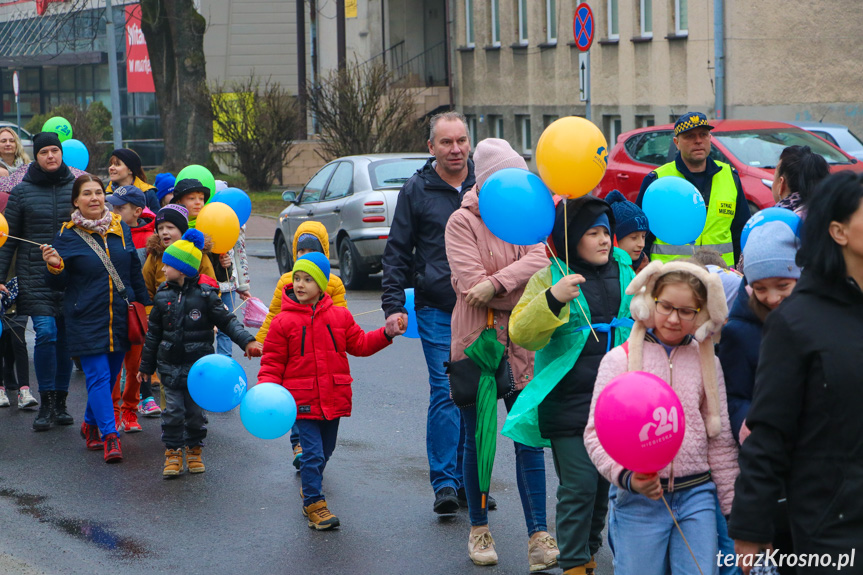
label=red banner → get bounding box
[125,4,155,93]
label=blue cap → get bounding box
[674,112,715,136]
[106,185,146,208]
[155,172,176,201]
[590,212,610,234]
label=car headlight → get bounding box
[761,178,773,189]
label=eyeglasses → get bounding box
[654,299,700,321]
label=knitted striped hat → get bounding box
[163,228,205,278]
[293,252,330,294]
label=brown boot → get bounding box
[585,555,597,574]
[562,567,587,575]
[163,449,184,477]
[304,500,340,530]
[185,446,205,474]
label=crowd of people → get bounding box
[2,112,861,574]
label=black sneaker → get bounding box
[457,487,497,510]
[433,487,459,515]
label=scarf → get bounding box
[23,161,73,187]
[72,207,113,236]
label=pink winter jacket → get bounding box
[583,339,740,514]
[445,187,550,389]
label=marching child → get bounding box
[583,260,739,574]
[605,190,650,273]
[258,252,399,530]
[138,229,262,478]
[504,195,636,574]
[256,221,347,470]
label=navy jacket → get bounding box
[46,214,149,357]
[716,281,762,443]
[381,158,475,317]
[636,153,750,262]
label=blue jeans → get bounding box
[296,418,340,506]
[216,291,237,356]
[715,491,742,575]
[80,351,125,437]
[608,481,720,575]
[415,306,464,493]
[461,389,548,534]
[31,315,73,393]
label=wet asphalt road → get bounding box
[0,237,614,575]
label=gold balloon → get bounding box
[535,117,609,199]
[196,203,239,253]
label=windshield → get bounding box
[368,158,429,189]
[714,128,853,169]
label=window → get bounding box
[603,114,622,146]
[635,115,655,128]
[324,162,354,201]
[546,0,557,43]
[490,115,504,138]
[301,163,337,203]
[543,115,559,129]
[674,0,688,35]
[491,0,501,46]
[465,0,474,46]
[518,115,532,153]
[811,130,838,147]
[368,158,429,189]
[517,0,528,44]
[624,131,674,166]
[467,115,478,144]
[607,0,619,39]
[640,0,652,37]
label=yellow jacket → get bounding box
[256,221,347,343]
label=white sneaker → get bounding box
[528,531,560,572]
[0,387,9,408]
[468,526,498,566]
[17,387,38,409]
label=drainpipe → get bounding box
[714,0,725,119]
[445,0,454,109]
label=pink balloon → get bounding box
[594,371,686,474]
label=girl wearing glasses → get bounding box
[584,260,739,575]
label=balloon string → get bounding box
[544,241,599,343]
[661,494,705,575]
[564,200,569,272]
[0,231,46,247]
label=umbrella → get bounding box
[464,308,506,511]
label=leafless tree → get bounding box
[210,74,303,192]
[307,60,427,160]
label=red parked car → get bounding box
[596,120,863,212]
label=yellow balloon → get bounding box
[0,212,8,248]
[196,202,239,253]
[535,117,609,199]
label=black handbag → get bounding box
[446,310,515,408]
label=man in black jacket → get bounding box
[381,112,476,514]
[0,132,77,430]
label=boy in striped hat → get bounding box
[138,229,263,478]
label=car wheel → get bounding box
[339,239,368,290]
[276,233,293,275]
[748,201,760,216]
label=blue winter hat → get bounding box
[743,221,801,284]
[293,252,330,294]
[155,172,176,202]
[605,190,649,239]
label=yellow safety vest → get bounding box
[650,160,737,266]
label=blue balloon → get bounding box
[642,178,707,245]
[740,207,801,251]
[211,187,252,226]
[62,139,89,171]
[403,288,419,339]
[188,354,248,412]
[478,168,555,246]
[240,382,297,440]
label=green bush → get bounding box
[26,102,113,172]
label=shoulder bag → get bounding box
[446,309,515,408]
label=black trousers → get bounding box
[0,314,29,391]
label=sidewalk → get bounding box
[245,214,277,241]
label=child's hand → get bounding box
[386,313,408,337]
[219,253,232,268]
[550,274,585,303]
[136,371,151,384]
[244,341,263,358]
[631,472,662,500]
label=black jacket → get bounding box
[540,196,622,438]
[636,153,750,263]
[728,271,863,564]
[140,275,255,380]
[0,163,76,316]
[381,158,475,316]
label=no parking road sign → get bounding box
[573,3,594,52]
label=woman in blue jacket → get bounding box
[43,175,149,464]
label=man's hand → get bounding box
[386,312,408,337]
[237,290,251,301]
[219,253,232,268]
[465,280,496,308]
[735,541,773,575]
[244,341,263,358]
[631,472,662,500]
[137,371,151,384]
[550,274,585,304]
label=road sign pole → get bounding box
[105,0,124,150]
[586,51,591,121]
[573,3,594,121]
[13,71,21,137]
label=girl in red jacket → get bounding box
[258,252,401,530]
